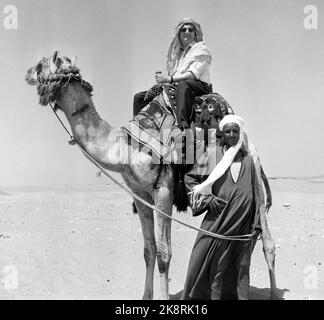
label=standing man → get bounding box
[133,17,212,130]
[181,115,262,300]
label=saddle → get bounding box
[124,83,234,163]
[144,83,233,126]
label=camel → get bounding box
[25,51,278,299]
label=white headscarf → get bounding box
[219,114,244,131]
[190,115,248,197]
[166,17,204,76]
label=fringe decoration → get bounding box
[36,71,93,106]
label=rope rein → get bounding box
[48,103,256,242]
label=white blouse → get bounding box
[173,41,212,84]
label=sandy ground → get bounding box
[0,178,323,300]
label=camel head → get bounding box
[25,50,90,106]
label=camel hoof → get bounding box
[270,292,280,300]
[142,293,153,300]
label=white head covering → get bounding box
[166,17,204,76]
[219,114,244,132]
[190,115,248,199]
[219,114,249,152]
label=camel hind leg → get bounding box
[260,210,278,299]
[254,160,278,299]
[134,198,157,300]
[154,186,173,300]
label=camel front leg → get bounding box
[260,211,278,299]
[134,198,157,300]
[154,187,173,300]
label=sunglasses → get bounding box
[180,27,195,33]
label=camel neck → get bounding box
[57,81,128,172]
[58,81,110,141]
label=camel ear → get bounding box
[71,56,77,67]
[49,50,60,74]
[52,50,59,63]
[55,57,62,68]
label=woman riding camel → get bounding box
[133,17,212,130]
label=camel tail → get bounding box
[173,165,190,212]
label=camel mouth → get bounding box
[25,67,38,85]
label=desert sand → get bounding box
[0,177,323,300]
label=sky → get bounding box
[0,0,323,186]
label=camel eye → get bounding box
[63,56,71,63]
[208,105,214,112]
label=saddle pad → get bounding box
[124,90,175,158]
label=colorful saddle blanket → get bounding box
[124,84,234,159]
